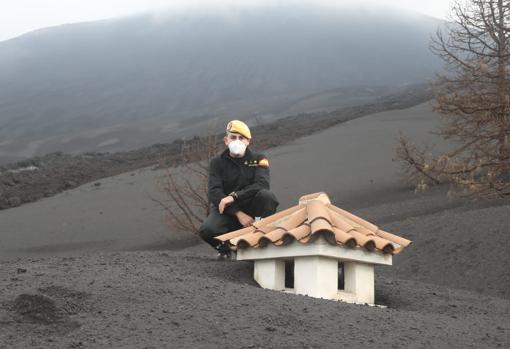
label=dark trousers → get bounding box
[198,189,279,251]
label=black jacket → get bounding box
[208,147,270,216]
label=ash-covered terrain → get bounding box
[0,101,508,348]
[0,84,430,211]
[0,190,508,348]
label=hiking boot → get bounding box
[215,242,236,261]
[216,250,231,261]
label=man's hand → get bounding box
[236,210,255,227]
[218,195,235,214]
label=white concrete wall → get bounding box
[237,238,392,266]
[254,259,285,290]
[344,261,375,304]
[252,256,377,304]
[294,256,338,299]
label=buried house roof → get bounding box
[216,192,412,255]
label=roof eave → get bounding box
[237,236,392,266]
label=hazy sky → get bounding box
[0,0,453,42]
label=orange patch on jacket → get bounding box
[258,158,269,167]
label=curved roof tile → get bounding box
[282,224,311,245]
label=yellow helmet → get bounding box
[226,120,251,139]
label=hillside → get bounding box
[0,100,456,259]
[1,99,508,348]
[0,4,442,160]
[0,86,431,210]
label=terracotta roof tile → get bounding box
[236,231,265,249]
[331,227,357,247]
[310,217,333,235]
[277,207,308,231]
[258,227,287,247]
[298,192,331,204]
[215,225,256,242]
[282,224,311,245]
[348,230,376,251]
[216,192,412,255]
[327,204,378,231]
[376,229,412,250]
[329,212,356,233]
[307,200,332,224]
[255,225,277,234]
[252,204,305,229]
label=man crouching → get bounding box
[198,120,279,259]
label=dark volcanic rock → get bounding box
[0,86,432,211]
[7,196,21,207]
[12,294,61,324]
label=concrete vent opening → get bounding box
[284,259,294,289]
[338,262,345,290]
[283,259,345,291]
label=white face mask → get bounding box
[228,139,247,157]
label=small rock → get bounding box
[65,180,77,188]
[12,293,62,324]
[7,196,21,207]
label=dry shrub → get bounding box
[397,0,510,199]
[152,130,222,234]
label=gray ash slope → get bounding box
[0,98,509,348]
[0,190,509,348]
[0,85,431,210]
[0,3,442,159]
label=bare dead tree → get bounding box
[152,126,223,234]
[397,0,510,198]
